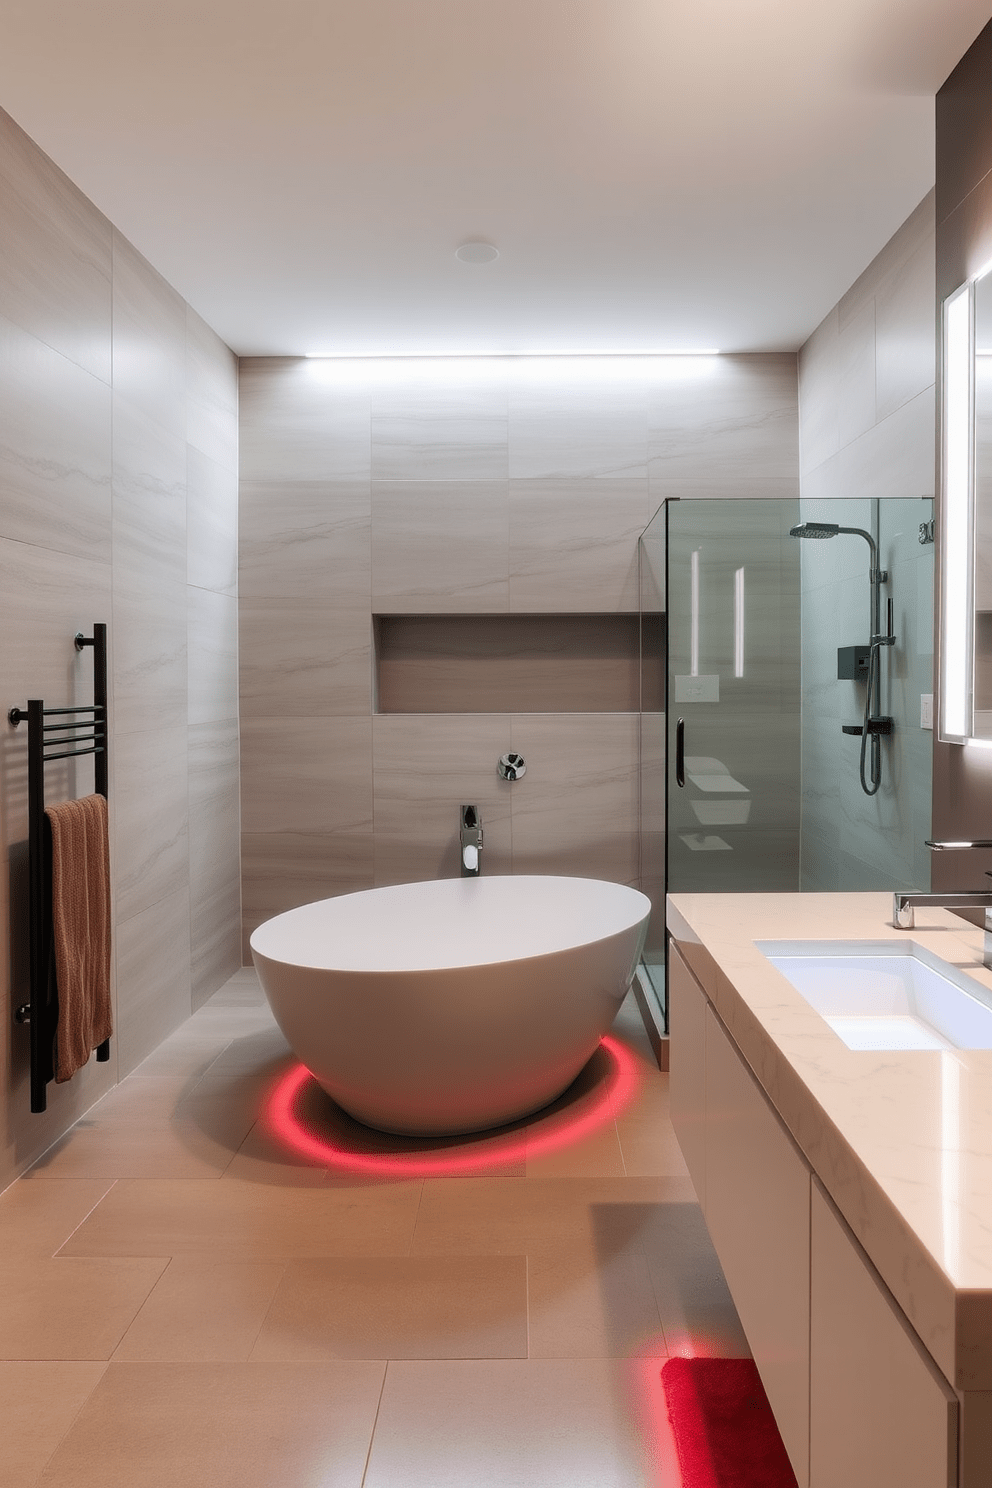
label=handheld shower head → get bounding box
[789,522,840,539]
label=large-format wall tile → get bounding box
[187,448,238,596]
[240,717,373,835]
[239,358,371,482]
[371,480,509,613]
[112,725,189,923]
[0,314,112,560]
[371,714,513,886]
[875,228,937,425]
[112,396,187,735]
[188,720,241,1005]
[508,361,649,480]
[115,887,193,1075]
[834,300,876,450]
[239,600,371,718]
[112,232,187,443]
[508,714,640,882]
[186,307,238,471]
[188,588,238,726]
[507,477,651,612]
[797,315,840,475]
[241,831,374,952]
[371,365,509,481]
[649,354,799,502]
[800,388,935,506]
[239,481,371,606]
[0,106,112,383]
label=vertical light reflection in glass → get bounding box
[942,283,973,740]
[734,566,745,678]
[690,549,700,677]
[940,1052,961,1278]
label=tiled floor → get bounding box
[2,970,749,1487]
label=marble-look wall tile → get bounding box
[835,300,876,450]
[508,362,649,480]
[239,601,371,718]
[239,358,371,482]
[371,714,513,886]
[240,716,373,835]
[112,724,189,923]
[371,480,509,613]
[798,315,840,476]
[508,714,640,882]
[649,354,799,502]
[507,477,651,612]
[188,587,239,725]
[115,886,193,1075]
[111,395,188,735]
[112,232,187,442]
[188,720,241,1007]
[0,314,112,560]
[800,389,935,507]
[875,229,937,425]
[241,831,374,954]
[371,365,509,480]
[0,106,112,383]
[239,481,370,606]
[186,307,238,471]
[187,448,238,596]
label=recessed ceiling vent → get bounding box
[455,241,499,264]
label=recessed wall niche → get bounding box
[374,613,658,713]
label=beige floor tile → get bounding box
[221,1122,331,1187]
[0,1258,166,1360]
[0,1362,107,1488]
[129,1035,229,1078]
[525,1120,626,1178]
[615,1120,691,1180]
[252,1255,527,1361]
[411,1177,674,1256]
[640,1199,751,1358]
[527,1229,666,1360]
[36,1361,385,1488]
[59,1177,424,1259]
[113,1257,286,1361]
[363,1358,660,1488]
[0,1181,114,1257]
[24,1101,255,1180]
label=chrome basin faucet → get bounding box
[893,885,992,969]
[460,804,483,877]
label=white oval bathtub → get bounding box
[250,875,650,1136]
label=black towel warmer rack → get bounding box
[8,624,110,1112]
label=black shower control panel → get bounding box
[837,645,871,681]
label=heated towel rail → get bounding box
[8,624,110,1112]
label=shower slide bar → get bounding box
[8,625,110,1112]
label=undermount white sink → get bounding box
[756,939,992,1051]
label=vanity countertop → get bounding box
[667,891,992,1391]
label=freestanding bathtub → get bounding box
[250,875,651,1135]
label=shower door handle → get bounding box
[675,718,685,788]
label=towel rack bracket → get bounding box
[14,1005,30,1024]
[74,632,93,652]
[8,707,24,727]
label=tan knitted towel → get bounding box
[46,794,112,1082]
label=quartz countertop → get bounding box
[667,891,992,1391]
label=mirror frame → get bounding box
[940,276,978,743]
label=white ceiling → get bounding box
[0,0,989,357]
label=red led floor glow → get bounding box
[264,1033,639,1178]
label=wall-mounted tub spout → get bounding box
[460,805,483,876]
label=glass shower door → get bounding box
[666,499,802,896]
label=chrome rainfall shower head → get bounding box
[789,522,840,539]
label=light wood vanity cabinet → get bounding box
[669,941,959,1488]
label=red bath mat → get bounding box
[661,1357,798,1488]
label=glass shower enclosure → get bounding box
[638,495,935,1039]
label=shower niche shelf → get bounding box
[374,613,656,714]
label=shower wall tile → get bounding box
[0,314,112,560]
[189,720,242,1008]
[115,886,193,1076]
[798,316,840,475]
[188,588,239,725]
[186,307,239,470]
[648,354,799,502]
[111,231,188,442]
[371,714,514,886]
[371,480,510,613]
[239,358,372,482]
[508,714,640,883]
[800,388,935,507]
[0,105,112,382]
[875,218,937,424]
[239,600,371,718]
[112,724,189,923]
[507,477,651,613]
[371,371,509,481]
[241,831,374,951]
[240,716,373,835]
[187,448,239,596]
[239,481,371,605]
[508,368,649,480]
[834,300,876,450]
